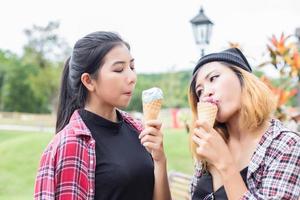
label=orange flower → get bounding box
[260,76,297,108]
[277,89,297,107]
[269,33,290,56]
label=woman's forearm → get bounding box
[219,164,248,200]
[152,158,172,200]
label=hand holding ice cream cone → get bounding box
[142,87,163,122]
[193,98,218,162]
[140,87,165,158]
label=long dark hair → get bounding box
[56,31,130,133]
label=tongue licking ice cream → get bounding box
[142,87,163,121]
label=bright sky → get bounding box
[1,0,300,74]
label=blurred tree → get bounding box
[2,62,44,112]
[21,21,69,112]
[0,21,69,113]
[0,50,19,110]
[22,21,70,67]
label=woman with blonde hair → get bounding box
[188,48,300,199]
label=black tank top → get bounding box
[192,167,248,200]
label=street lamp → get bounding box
[190,7,213,56]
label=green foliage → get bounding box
[0,50,18,110]
[0,21,68,113]
[28,65,62,112]
[2,63,44,112]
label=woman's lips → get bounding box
[201,97,219,105]
[124,91,132,96]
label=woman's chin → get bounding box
[216,115,228,124]
[117,101,131,109]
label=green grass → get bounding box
[0,131,53,200]
[164,129,194,174]
[0,129,194,199]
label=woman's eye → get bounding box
[130,65,135,71]
[114,68,123,72]
[210,75,219,82]
[196,90,202,98]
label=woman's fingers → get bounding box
[142,142,161,151]
[145,120,162,129]
[140,134,162,145]
[195,120,212,132]
[139,126,160,139]
[193,127,209,140]
[192,135,210,158]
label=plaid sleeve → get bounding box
[190,160,203,196]
[34,133,93,200]
[34,137,57,199]
[55,137,91,199]
[121,111,144,133]
[241,139,300,200]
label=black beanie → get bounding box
[192,48,252,75]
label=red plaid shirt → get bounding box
[34,110,143,200]
[190,119,300,200]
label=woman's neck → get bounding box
[84,101,117,122]
[226,115,269,142]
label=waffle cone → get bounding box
[143,99,162,121]
[197,102,218,127]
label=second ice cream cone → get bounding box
[197,102,218,127]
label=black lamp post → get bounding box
[190,7,213,56]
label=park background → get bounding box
[1,0,300,199]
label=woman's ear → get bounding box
[81,73,95,92]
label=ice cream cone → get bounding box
[142,87,163,121]
[197,102,218,127]
[193,101,218,162]
[143,99,163,121]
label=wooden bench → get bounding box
[168,171,192,200]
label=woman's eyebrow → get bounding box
[204,70,217,79]
[195,70,217,89]
[112,58,135,66]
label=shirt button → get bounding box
[90,160,93,164]
[90,189,93,193]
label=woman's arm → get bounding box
[34,133,93,200]
[153,158,171,200]
[139,120,172,200]
[192,121,248,199]
[218,163,248,199]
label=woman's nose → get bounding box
[201,87,214,99]
[126,68,137,84]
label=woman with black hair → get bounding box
[34,31,171,200]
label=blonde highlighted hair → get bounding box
[188,65,276,163]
